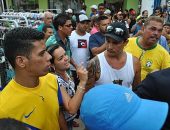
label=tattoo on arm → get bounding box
[86,56,101,91]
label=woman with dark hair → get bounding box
[142,10,148,18]
[47,44,87,130]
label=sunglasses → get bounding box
[107,26,124,36]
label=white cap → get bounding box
[78,14,90,22]
[91,5,98,10]
[65,8,73,14]
[104,9,111,15]
[79,10,86,14]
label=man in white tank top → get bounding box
[86,22,141,91]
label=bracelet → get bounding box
[77,86,85,90]
[77,86,85,93]
[77,88,85,93]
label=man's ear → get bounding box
[58,25,63,31]
[15,56,27,68]
[49,64,55,72]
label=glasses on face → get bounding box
[64,24,72,28]
[107,26,124,36]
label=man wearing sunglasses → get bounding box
[115,11,129,29]
[86,22,141,91]
[46,13,77,72]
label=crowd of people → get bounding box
[0,2,170,130]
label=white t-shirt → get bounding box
[69,30,90,70]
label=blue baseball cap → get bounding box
[80,84,168,130]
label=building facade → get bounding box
[3,0,83,13]
[2,0,167,16]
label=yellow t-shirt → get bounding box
[0,73,60,130]
[125,37,170,80]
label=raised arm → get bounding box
[60,65,88,114]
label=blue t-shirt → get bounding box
[159,35,170,52]
[132,24,142,35]
[89,32,105,57]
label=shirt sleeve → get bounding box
[161,50,170,69]
[57,86,63,106]
[57,76,63,105]
[45,35,57,47]
[89,34,100,50]
[159,36,170,52]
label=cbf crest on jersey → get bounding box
[145,60,153,67]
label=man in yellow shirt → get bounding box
[0,28,60,130]
[125,16,170,81]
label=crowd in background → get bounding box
[0,2,170,130]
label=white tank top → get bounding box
[95,52,135,88]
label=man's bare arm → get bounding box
[91,43,106,57]
[86,56,101,91]
[132,56,141,91]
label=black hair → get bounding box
[154,6,162,14]
[163,22,170,27]
[142,10,148,15]
[98,3,105,8]
[0,118,27,130]
[97,15,108,24]
[81,4,87,11]
[129,8,134,12]
[155,6,162,11]
[124,9,129,13]
[53,13,71,31]
[42,25,53,33]
[3,27,44,69]
[46,44,60,64]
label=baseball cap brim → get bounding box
[80,84,168,130]
[119,99,168,130]
[105,33,124,42]
[80,20,91,23]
